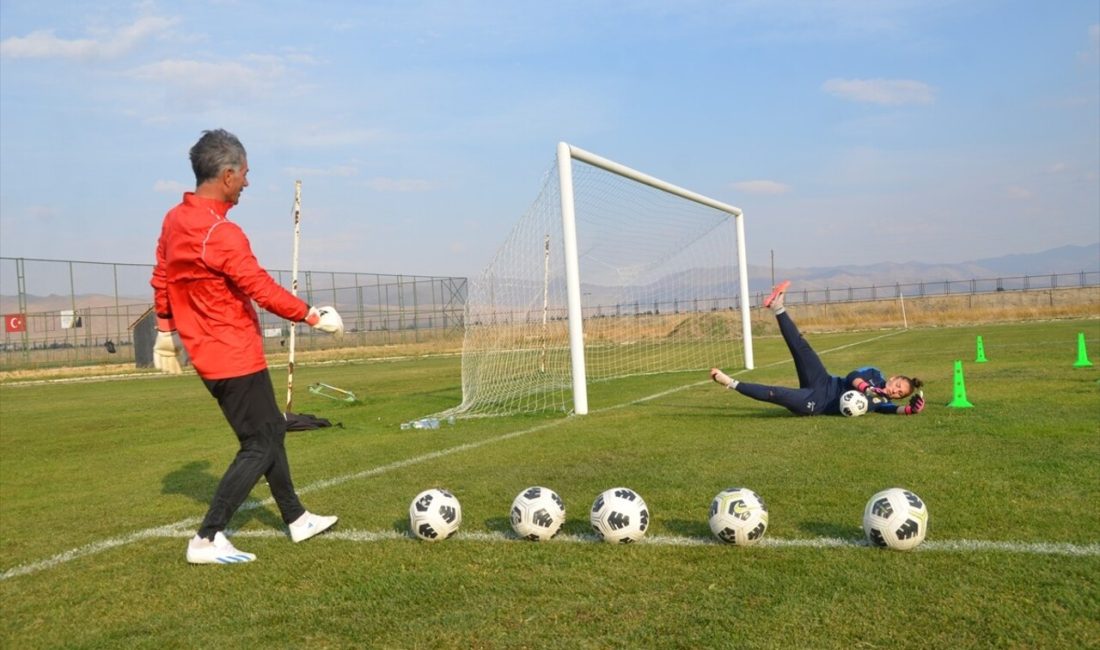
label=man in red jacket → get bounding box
[151,129,344,564]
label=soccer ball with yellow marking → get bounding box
[708,487,769,546]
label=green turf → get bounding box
[1,319,1098,648]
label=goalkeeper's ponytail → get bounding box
[900,375,923,395]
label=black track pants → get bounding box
[733,311,834,415]
[197,369,305,539]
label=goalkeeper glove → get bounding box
[902,390,925,415]
[153,329,183,374]
[853,378,886,400]
[305,306,344,337]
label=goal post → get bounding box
[442,142,754,419]
[558,143,753,414]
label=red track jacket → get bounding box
[151,193,308,379]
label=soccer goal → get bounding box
[445,142,753,418]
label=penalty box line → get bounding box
[0,329,908,581]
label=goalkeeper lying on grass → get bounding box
[710,281,924,416]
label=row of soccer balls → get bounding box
[410,485,930,551]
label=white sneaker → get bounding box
[289,511,338,543]
[186,532,256,565]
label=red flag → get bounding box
[5,314,26,333]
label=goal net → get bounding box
[444,143,752,418]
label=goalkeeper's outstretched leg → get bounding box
[710,281,925,417]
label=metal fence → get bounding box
[763,271,1100,307]
[1,255,1096,370]
[472,271,1100,326]
[0,257,466,369]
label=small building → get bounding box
[130,307,190,369]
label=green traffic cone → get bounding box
[975,335,988,363]
[946,360,974,408]
[1073,332,1093,368]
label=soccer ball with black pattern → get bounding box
[862,487,929,551]
[509,486,566,541]
[590,487,650,544]
[708,487,769,546]
[839,390,869,417]
[409,488,462,542]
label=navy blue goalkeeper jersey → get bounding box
[842,366,898,414]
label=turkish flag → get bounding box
[5,314,26,333]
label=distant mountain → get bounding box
[752,242,1099,292]
[572,243,1100,303]
[0,293,149,314]
[967,244,1100,276]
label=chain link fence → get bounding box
[2,256,1097,371]
[0,257,466,370]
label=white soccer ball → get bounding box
[839,390,869,417]
[862,487,929,551]
[590,487,650,544]
[708,487,769,546]
[510,486,566,541]
[409,488,462,542]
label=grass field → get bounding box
[1,318,1098,648]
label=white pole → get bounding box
[899,290,908,329]
[557,142,588,415]
[540,234,550,373]
[735,213,754,369]
[567,144,742,217]
[563,142,752,371]
[286,180,302,413]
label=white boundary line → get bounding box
[5,329,1096,580]
[194,528,1100,556]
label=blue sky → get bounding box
[1,1,1097,280]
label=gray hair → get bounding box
[189,129,247,185]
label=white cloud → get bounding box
[1005,185,1034,200]
[126,58,286,110]
[1082,24,1100,64]
[366,178,437,192]
[822,78,936,105]
[27,205,57,221]
[0,15,178,61]
[128,58,281,89]
[283,127,385,148]
[284,165,359,178]
[153,180,189,194]
[731,180,791,195]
